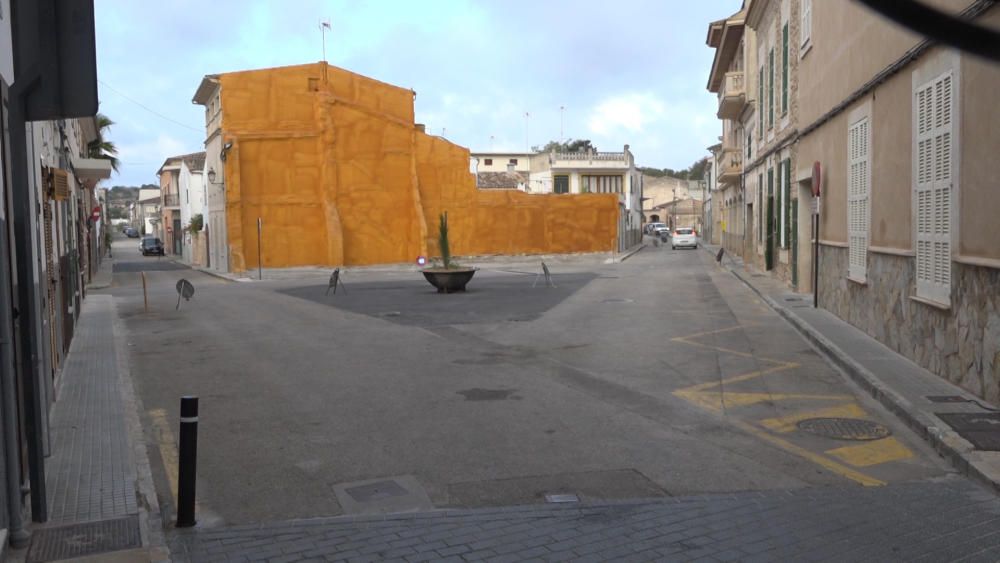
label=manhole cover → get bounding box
[27,515,140,562]
[345,479,408,502]
[796,418,891,441]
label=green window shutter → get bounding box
[768,49,774,127]
[784,159,791,248]
[758,174,764,242]
[758,67,764,138]
[782,24,789,115]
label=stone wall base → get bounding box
[819,246,1000,403]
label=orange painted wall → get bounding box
[219,62,617,271]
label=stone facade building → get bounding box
[799,0,1000,402]
[706,0,1000,402]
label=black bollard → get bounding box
[176,396,199,528]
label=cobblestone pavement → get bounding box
[168,476,1000,562]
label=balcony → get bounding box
[551,151,630,170]
[716,71,746,120]
[163,193,180,207]
[718,148,742,185]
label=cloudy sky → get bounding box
[94,0,741,187]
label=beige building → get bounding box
[797,1,1000,402]
[706,0,1000,401]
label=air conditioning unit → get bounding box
[51,169,70,200]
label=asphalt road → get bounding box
[106,236,951,528]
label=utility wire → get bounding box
[97,80,203,133]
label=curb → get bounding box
[606,243,646,264]
[723,264,1000,494]
[192,266,238,283]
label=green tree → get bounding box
[88,113,120,173]
[532,138,597,153]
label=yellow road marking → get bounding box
[731,419,886,487]
[677,363,799,394]
[675,390,855,413]
[825,437,914,468]
[759,403,868,433]
[149,408,179,502]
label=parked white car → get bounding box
[671,227,698,250]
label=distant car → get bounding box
[645,222,670,237]
[139,237,165,256]
[124,227,140,238]
[671,227,698,250]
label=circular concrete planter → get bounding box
[422,268,476,293]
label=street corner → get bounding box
[669,319,944,488]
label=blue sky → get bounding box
[95,0,741,187]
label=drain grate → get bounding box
[936,413,1000,451]
[926,395,970,403]
[27,515,140,562]
[797,418,891,441]
[601,298,633,304]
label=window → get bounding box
[553,175,569,194]
[582,175,622,194]
[484,158,493,166]
[801,0,813,50]
[509,158,518,165]
[848,117,870,282]
[768,48,775,129]
[782,24,789,116]
[914,71,953,304]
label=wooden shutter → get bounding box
[783,159,791,248]
[52,168,70,200]
[768,49,775,127]
[848,117,870,281]
[758,67,764,138]
[915,72,952,304]
[782,24,789,114]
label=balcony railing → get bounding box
[554,151,627,162]
[717,71,746,120]
[163,193,180,207]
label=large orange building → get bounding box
[192,62,620,273]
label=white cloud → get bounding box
[587,94,665,136]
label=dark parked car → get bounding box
[139,237,165,256]
[124,227,140,238]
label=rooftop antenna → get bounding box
[320,20,332,62]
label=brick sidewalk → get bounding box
[45,294,137,523]
[168,476,1000,562]
[28,294,167,562]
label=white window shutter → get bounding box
[915,72,952,305]
[801,0,812,48]
[848,117,870,281]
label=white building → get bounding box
[193,75,228,272]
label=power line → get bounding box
[97,80,203,133]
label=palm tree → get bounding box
[88,113,120,172]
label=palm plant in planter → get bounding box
[422,211,477,293]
